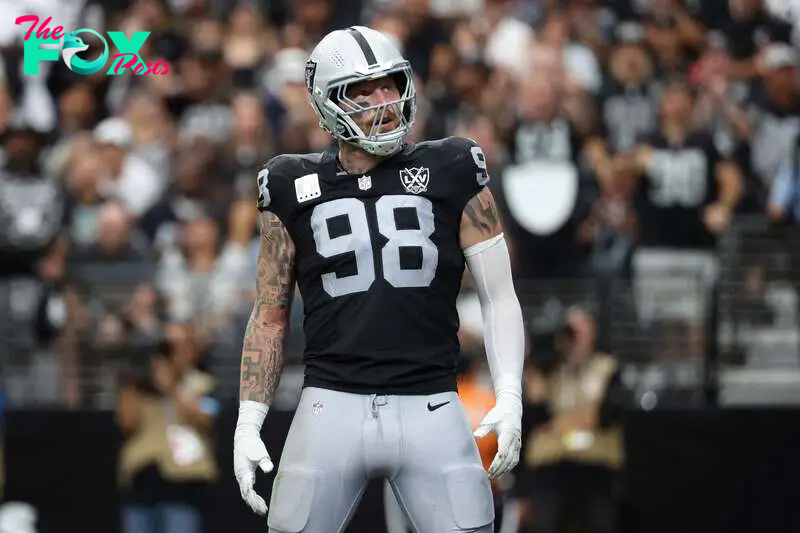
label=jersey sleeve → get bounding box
[447,137,491,203]
[255,154,297,214]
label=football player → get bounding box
[233,26,525,533]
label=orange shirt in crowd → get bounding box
[458,375,499,490]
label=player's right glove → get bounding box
[473,390,522,479]
[233,401,274,515]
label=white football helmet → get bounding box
[305,26,416,157]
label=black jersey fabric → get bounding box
[257,137,489,394]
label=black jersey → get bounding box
[257,137,489,395]
[635,131,720,249]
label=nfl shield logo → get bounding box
[399,167,430,194]
[358,175,372,190]
[311,400,323,416]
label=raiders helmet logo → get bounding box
[305,59,317,94]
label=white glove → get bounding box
[473,390,522,479]
[233,401,274,515]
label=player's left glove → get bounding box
[473,390,522,479]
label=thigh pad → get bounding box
[444,464,495,530]
[268,467,316,533]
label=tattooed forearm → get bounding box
[463,188,501,236]
[240,212,296,403]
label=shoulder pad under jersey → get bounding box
[256,152,326,212]
[440,136,491,188]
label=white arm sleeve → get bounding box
[464,233,525,398]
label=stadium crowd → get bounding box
[1,0,800,531]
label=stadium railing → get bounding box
[717,216,800,405]
[3,217,800,408]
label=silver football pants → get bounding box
[267,387,494,533]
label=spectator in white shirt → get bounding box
[93,118,165,217]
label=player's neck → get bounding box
[338,142,383,175]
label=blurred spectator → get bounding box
[641,0,706,72]
[224,3,278,74]
[66,202,153,330]
[65,202,154,406]
[0,114,70,405]
[691,31,756,207]
[116,325,219,533]
[56,82,98,136]
[225,91,275,193]
[392,0,450,82]
[263,48,315,152]
[123,91,175,183]
[566,0,618,56]
[621,79,742,364]
[482,0,536,80]
[64,143,108,247]
[577,165,638,281]
[627,77,743,248]
[768,137,800,224]
[0,115,70,281]
[93,118,164,217]
[765,0,800,36]
[156,217,249,334]
[46,84,100,178]
[745,43,800,200]
[507,73,585,166]
[495,74,598,282]
[517,307,628,533]
[140,142,226,252]
[173,47,230,146]
[723,0,793,80]
[297,0,338,43]
[536,9,602,95]
[595,22,658,156]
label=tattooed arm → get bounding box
[460,187,503,249]
[240,211,296,403]
[234,210,296,515]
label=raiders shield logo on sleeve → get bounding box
[305,60,317,93]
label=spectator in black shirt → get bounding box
[140,143,227,254]
[0,117,70,281]
[595,22,659,156]
[0,116,71,405]
[642,0,707,72]
[723,0,793,80]
[392,0,450,82]
[625,78,743,248]
[495,75,599,287]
